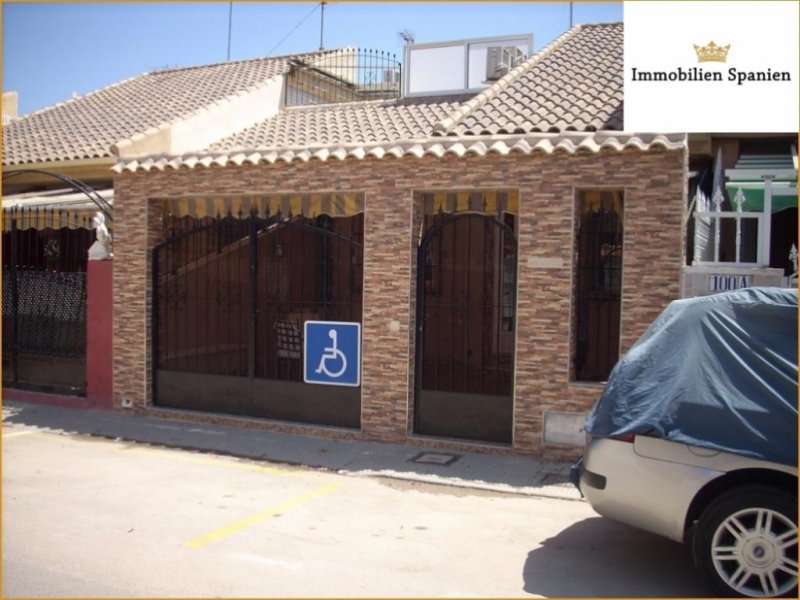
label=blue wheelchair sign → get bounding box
[303,321,361,387]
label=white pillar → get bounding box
[762,175,774,266]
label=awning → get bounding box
[161,193,364,219]
[724,150,797,213]
[725,181,797,212]
[2,187,113,231]
[421,190,518,216]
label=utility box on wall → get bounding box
[543,410,587,446]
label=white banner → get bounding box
[624,1,799,132]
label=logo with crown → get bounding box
[694,41,730,63]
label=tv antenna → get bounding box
[319,1,327,50]
[398,29,415,46]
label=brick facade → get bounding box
[113,146,686,459]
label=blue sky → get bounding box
[2,2,622,116]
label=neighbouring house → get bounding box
[683,134,798,297]
[4,22,696,458]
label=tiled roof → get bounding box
[435,22,623,136]
[9,22,636,173]
[115,21,672,174]
[2,50,330,166]
[208,95,473,152]
[209,23,622,155]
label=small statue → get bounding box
[88,211,112,260]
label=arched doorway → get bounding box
[414,205,518,444]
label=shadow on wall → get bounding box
[522,517,711,597]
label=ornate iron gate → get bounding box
[414,213,517,444]
[152,213,363,428]
[2,207,93,395]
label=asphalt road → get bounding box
[2,424,711,597]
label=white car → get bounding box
[573,288,798,597]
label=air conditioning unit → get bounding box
[486,46,526,81]
[383,68,401,85]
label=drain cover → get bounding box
[409,452,461,466]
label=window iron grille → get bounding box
[574,191,624,382]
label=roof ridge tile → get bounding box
[145,48,340,76]
[112,132,686,173]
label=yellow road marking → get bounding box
[185,482,340,549]
[2,430,37,439]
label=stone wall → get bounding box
[113,146,686,458]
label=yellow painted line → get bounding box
[2,430,37,439]
[185,482,340,549]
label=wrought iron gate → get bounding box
[2,207,93,395]
[152,213,363,428]
[414,213,517,444]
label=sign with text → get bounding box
[708,274,751,292]
[624,1,799,132]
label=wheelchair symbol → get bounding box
[315,329,347,378]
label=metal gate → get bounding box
[414,213,517,444]
[2,207,93,395]
[152,213,363,428]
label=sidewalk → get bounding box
[1,399,582,501]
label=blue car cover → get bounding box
[585,287,798,466]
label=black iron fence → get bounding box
[285,48,401,106]
[2,206,94,394]
[152,212,364,427]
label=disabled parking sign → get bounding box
[304,321,361,387]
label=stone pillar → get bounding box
[360,189,413,442]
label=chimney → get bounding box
[2,91,18,125]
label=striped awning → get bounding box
[2,207,99,232]
[2,187,113,231]
[581,189,624,221]
[421,190,519,215]
[162,192,364,219]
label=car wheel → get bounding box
[692,485,798,597]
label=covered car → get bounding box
[585,286,797,465]
[575,287,797,598]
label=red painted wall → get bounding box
[87,260,113,408]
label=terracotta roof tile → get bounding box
[9,22,626,169]
[436,22,623,136]
[3,50,331,166]
[208,95,473,152]
[208,23,623,153]
[116,133,686,173]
